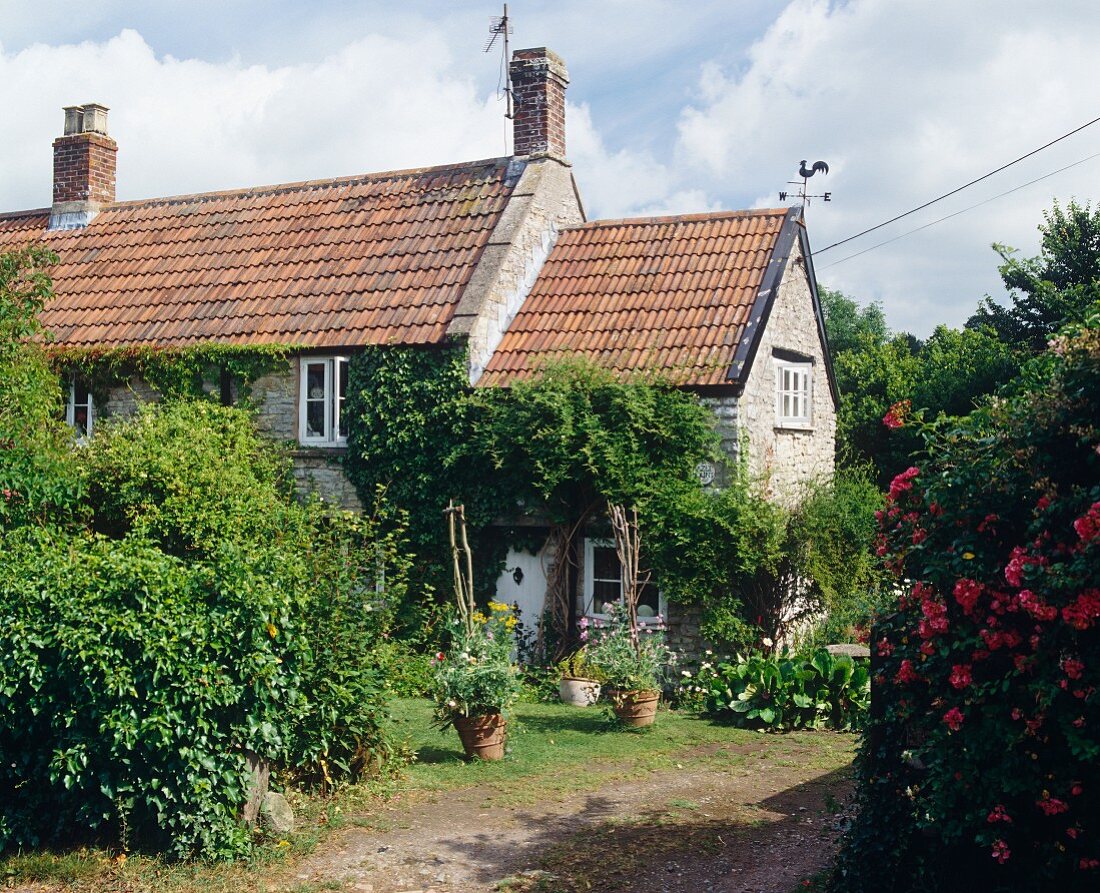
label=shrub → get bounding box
[833,308,1100,891]
[79,399,296,557]
[0,529,291,859]
[282,506,411,789]
[682,647,869,731]
[0,401,408,858]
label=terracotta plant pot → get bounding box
[559,676,601,707]
[610,689,660,727]
[453,713,507,760]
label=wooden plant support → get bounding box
[445,500,476,635]
[609,503,649,645]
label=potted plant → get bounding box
[585,602,675,726]
[556,642,603,706]
[431,602,522,759]
[430,503,521,760]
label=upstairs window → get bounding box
[583,538,664,622]
[775,359,812,428]
[299,356,349,446]
[67,378,94,439]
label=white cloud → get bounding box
[0,29,506,207]
[671,0,1100,334]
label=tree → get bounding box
[820,287,889,354]
[968,199,1100,351]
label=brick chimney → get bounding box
[49,103,117,230]
[510,48,568,159]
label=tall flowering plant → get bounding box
[835,310,1100,890]
[430,601,522,726]
[584,603,676,693]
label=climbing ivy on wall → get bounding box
[51,343,293,406]
[342,344,513,635]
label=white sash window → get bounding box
[774,359,812,428]
[299,356,349,446]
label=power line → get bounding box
[815,113,1100,254]
[817,151,1100,271]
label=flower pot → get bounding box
[559,676,602,707]
[610,689,660,727]
[453,713,507,761]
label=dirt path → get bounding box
[289,737,853,893]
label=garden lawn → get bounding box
[2,698,856,893]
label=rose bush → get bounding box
[833,307,1100,891]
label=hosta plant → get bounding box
[683,647,869,730]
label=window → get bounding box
[583,538,664,622]
[774,359,812,428]
[67,378,94,439]
[299,356,349,446]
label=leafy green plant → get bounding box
[557,646,604,682]
[583,605,677,693]
[683,647,869,731]
[0,245,81,529]
[430,603,523,725]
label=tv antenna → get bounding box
[485,4,514,120]
[778,159,832,216]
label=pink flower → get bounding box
[882,399,911,430]
[1063,659,1085,680]
[1073,502,1100,544]
[876,638,894,657]
[435,652,445,662]
[1036,795,1069,816]
[895,659,920,685]
[887,466,921,501]
[943,707,965,731]
[953,578,983,614]
[991,840,1011,864]
[949,664,972,689]
[987,805,1012,824]
[1063,589,1100,631]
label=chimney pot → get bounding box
[63,106,83,135]
[510,47,568,159]
[81,103,110,135]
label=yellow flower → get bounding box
[266,623,278,638]
[962,552,975,560]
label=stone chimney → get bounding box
[49,103,117,230]
[510,48,568,159]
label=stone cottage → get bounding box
[0,47,835,646]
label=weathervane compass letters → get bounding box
[778,159,832,218]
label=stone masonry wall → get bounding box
[737,240,836,503]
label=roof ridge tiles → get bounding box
[559,207,788,232]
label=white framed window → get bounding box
[583,538,665,623]
[774,359,812,428]
[66,378,94,439]
[298,356,349,446]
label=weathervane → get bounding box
[779,159,832,215]
[485,4,514,120]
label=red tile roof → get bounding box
[0,158,519,349]
[478,208,795,387]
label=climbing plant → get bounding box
[52,342,293,406]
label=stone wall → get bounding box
[699,394,740,488]
[290,450,363,512]
[736,240,836,503]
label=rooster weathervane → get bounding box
[779,159,832,215]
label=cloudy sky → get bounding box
[1,0,1096,336]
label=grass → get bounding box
[0,697,854,892]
